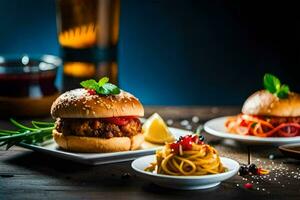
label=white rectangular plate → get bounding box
[19,127,191,165]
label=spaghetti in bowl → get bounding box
[145,135,226,176]
[131,137,239,190]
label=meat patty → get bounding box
[55,118,142,139]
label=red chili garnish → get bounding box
[170,135,203,153]
[170,142,180,153]
[244,183,253,189]
[191,135,199,143]
[180,136,193,150]
[240,120,249,127]
[87,89,96,95]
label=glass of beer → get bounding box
[56,0,120,91]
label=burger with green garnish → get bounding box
[226,73,300,137]
[51,77,144,152]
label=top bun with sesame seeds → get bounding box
[242,90,300,117]
[51,88,144,118]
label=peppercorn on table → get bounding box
[0,106,299,200]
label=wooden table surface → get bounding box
[1,106,300,200]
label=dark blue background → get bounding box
[1,0,299,105]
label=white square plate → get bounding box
[19,127,191,165]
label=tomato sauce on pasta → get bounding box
[145,135,226,176]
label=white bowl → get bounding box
[131,155,239,190]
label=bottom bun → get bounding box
[53,129,144,153]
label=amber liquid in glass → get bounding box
[56,0,119,91]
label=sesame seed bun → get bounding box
[242,90,300,117]
[51,88,144,118]
[52,129,144,153]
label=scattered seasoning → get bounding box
[268,154,275,160]
[237,159,300,194]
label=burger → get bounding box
[51,80,144,152]
[225,74,300,137]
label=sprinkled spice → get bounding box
[237,158,300,194]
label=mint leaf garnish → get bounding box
[263,73,290,99]
[277,84,290,98]
[263,73,280,93]
[80,77,120,95]
[98,77,109,87]
[80,79,99,90]
[103,83,120,95]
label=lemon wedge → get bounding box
[143,113,175,144]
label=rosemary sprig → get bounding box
[0,119,54,150]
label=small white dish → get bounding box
[131,155,239,190]
[204,116,300,145]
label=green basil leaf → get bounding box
[263,73,281,93]
[80,77,120,95]
[277,84,290,99]
[103,83,121,94]
[80,79,99,90]
[96,86,110,95]
[98,77,109,87]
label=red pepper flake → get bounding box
[87,89,96,95]
[169,135,206,154]
[244,183,253,189]
[170,135,203,153]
